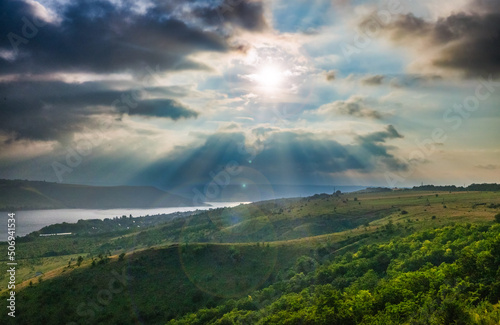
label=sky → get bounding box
[0,0,499,198]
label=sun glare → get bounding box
[254,65,284,89]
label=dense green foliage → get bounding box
[169,223,500,324]
[3,222,499,324]
[0,243,302,324]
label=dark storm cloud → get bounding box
[375,0,500,78]
[0,0,266,75]
[131,126,407,187]
[145,85,194,98]
[351,125,404,171]
[0,80,197,142]
[193,0,268,31]
[128,99,198,120]
[0,80,108,142]
[0,0,267,143]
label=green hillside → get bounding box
[0,189,499,324]
[170,223,500,325]
[0,179,194,210]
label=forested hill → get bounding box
[0,179,195,210]
[169,223,500,325]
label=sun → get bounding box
[253,65,285,89]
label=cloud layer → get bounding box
[374,0,500,78]
[0,0,267,142]
[132,126,406,188]
[0,0,268,74]
[0,0,498,188]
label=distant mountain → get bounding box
[0,179,197,210]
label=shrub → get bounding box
[295,256,318,274]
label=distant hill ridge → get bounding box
[413,183,500,192]
[352,183,500,194]
[0,179,196,210]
